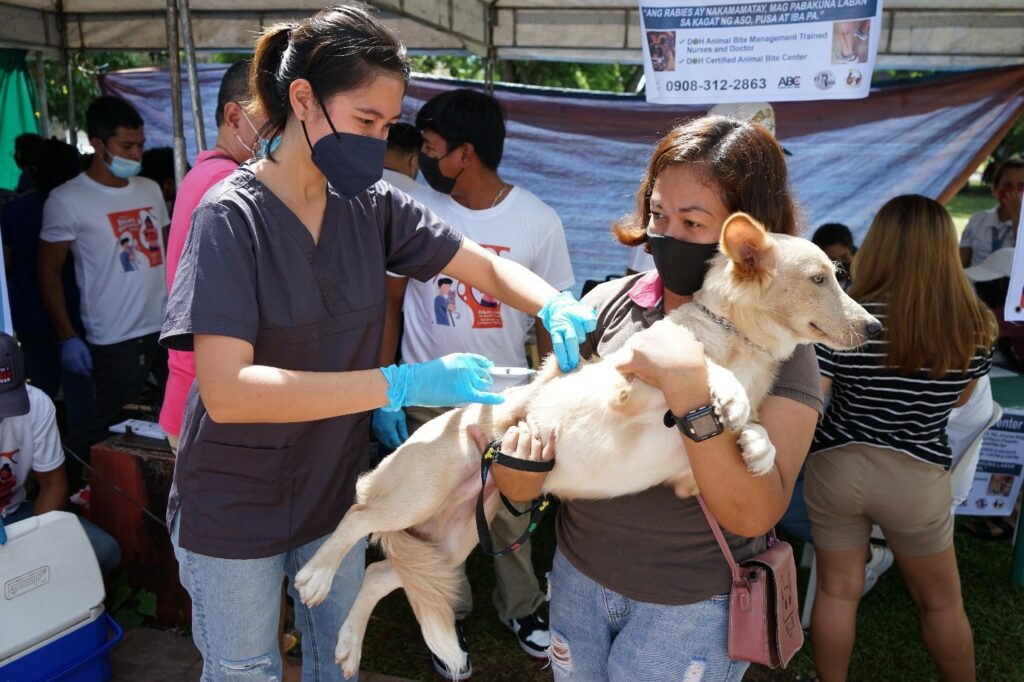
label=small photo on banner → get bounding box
[638,0,884,104]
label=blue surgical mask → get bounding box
[103,143,141,178]
[301,90,385,199]
[258,136,282,158]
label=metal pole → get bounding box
[483,3,496,95]
[178,0,206,151]
[33,51,51,139]
[166,0,187,187]
[57,0,75,145]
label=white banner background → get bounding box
[639,0,883,104]
[957,408,1024,517]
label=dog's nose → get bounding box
[865,318,882,337]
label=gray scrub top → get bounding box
[161,167,462,559]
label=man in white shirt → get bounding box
[38,96,169,463]
[374,89,574,679]
[960,158,1024,267]
[0,333,120,576]
[382,122,423,195]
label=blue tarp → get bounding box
[100,66,1024,293]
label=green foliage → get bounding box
[109,573,158,631]
[40,52,147,131]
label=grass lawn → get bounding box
[947,185,996,235]
[356,499,1024,681]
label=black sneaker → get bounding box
[499,612,550,659]
[430,619,472,680]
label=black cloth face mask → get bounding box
[647,230,720,297]
[418,150,462,195]
[301,93,385,199]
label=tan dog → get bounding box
[294,213,879,677]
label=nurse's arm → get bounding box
[194,334,390,423]
[444,239,557,316]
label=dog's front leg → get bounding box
[705,361,750,431]
[334,559,402,679]
[738,422,776,475]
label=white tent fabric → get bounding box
[1,0,1023,69]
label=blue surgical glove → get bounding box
[372,408,409,450]
[379,354,505,411]
[0,516,6,545]
[60,336,92,377]
[537,291,598,371]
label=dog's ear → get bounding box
[721,212,774,284]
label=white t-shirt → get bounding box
[0,386,64,518]
[400,186,575,368]
[960,206,1015,267]
[382,168,424,195]
[40,173,169,345]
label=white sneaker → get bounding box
[862,543,894,595]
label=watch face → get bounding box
[689,412,721,439]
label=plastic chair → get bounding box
[799,402,1004,629]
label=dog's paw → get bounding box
[738,423,775,476]
[707,364,750,431]
[294,560,339,608]
[335,626,362,679]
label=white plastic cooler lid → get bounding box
[0,511,105,663]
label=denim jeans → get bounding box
[19,332,95,431]
[4,501,121,576]
[171,513,366,681]
[548,549,749,682]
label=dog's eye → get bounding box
[812,274,826,284]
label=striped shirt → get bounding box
[811,301,992,469]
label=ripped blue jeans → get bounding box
[171,514,366,681]
[548,549,749,682]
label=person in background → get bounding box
[1,140,94,432]
[38,96,169,465]
[960,158,1024,267]
[382,121,422,194]
[140,146,178,217]
[806,195,994,682]
[0,333,120,577]
[376,88,574,678]
[13,133,45,195]
[159,59,263,453]
[811,222,857,291]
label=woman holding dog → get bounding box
[805,195,994,682]
[510,116,824,680]
[158,6,595,680]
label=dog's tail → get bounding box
[375,529,463,675]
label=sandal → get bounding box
[964,517,1015,541]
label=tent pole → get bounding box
[178,0,206,151]
[33,51,51,139]
[56,0,75,145]
[166,0,187,187]
[484,2,496,95]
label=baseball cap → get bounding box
[965,247,1015,282]
[0,333,29,418]
[707,102,791,155]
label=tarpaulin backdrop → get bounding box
[101,65,1024,293]
[0,49,41,191]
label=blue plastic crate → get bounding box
[0,611,122,682]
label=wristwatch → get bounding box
[664,405,724,442]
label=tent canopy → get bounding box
[1,0,1023,70]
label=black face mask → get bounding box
[647,231,720,296]
[418,151,461,195]
[301,93,385,199]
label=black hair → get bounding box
[119,236,131,245]
[437,278,453,287]
[251,5,410,159]
[387,122,422,155]
[14,133,44,169]
[812,223,856,251]
[85,96,143,142]
[216,59,254,127]
[141,147,175,186]
[993,158,1024,188]
[34,139,82,200]
[415,89,506,170]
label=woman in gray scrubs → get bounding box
[160,7,595,680]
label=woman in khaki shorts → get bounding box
[804,195,996,682]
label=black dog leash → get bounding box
[475,439,554,557]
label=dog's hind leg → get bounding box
[334,559,402,679]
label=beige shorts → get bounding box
[805,442,954,556]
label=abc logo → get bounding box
[778,76,801,89]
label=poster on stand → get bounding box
[956,408,1024,517]
[639,0,883,104]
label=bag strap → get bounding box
[696,494,745,586]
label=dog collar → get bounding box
[695,303,770,355]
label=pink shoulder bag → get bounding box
[696,494,803,668]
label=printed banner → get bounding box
[956,408,1024,517]
[639,0,883,104]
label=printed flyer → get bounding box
[639,0,883,103]
[957,408,1024,517]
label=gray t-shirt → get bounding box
[556,272,823,605]
[161,168,462,559]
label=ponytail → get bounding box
[250,24,294,144]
